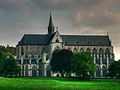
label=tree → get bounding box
[0,45,16,56]
[3,55,20,77]
[108,60,120,78]
[0,52,5,76]
[51,49,73,77]
[72,52,96,79]
[5,45,16,55]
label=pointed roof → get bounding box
[48,12,54,27]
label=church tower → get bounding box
[48,13,55,36]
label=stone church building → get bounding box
[16,13,114,77]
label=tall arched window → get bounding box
[96,65,101,77]
[105,48,110,54]
[80,48,84,52]
[102,65,107,77]
[21,47,24,55]
[92,48,97,62]
[25,65,28,76]
[32,65,37,77]
[92,48,97,54]
[105,48,110,64]
[99,48,104,55]
[99,48,104,64]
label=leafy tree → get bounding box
[3,55,20,77]
[51,49,73,77]
[5,45,16,55]
[0,45,16,56]
[0,45,6,52]
[72,52,96,79]
[0,52,5,76]
[108,60,120,78]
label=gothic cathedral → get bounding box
[16,13,114,77]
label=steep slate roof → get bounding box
[18,34,111,46]
[18,34,49,45]
[61,35,111,46]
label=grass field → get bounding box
[0,77,120,90]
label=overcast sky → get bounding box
[0,0,120,60]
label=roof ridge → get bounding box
[24,34,48,36]
[61,34,108,37]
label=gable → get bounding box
[51,31,63,43]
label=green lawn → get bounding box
[0,77,120,90]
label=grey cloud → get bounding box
[0,0,25,11]
[80,12,120,28]
[31,0,109,10]
[31,0,120,29]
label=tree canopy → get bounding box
[108,60,120,78]
[0,52,20,77]
[72,52,96,79]
[51,49,73,77]
[0,45,16,55]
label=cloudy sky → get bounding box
[0,0,120,60]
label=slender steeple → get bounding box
[48,12,55,36]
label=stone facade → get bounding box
[16,14,114,77]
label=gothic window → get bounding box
[38,54,41,58]
[25,55,28,58]
[73,48,78,52]
[32,66,37,77]
[99,48,104,55]
[105,48,110,54]
[67,47,71,51]
[21,47,24,55]
[96,65,101,77]
[92,48,97,54]
[80,48,84,52]
[86,48,91,53]
[92,48,97,61]
[25,65,28,76]
[102,65,107,77]
[56,39,59,43]
[99,48,104,64]
[31,54,34,58]
[105,48,110,64]
[96,59,100,64]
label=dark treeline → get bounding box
[0,45,16,55]
[0,45,19,77]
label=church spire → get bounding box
[48,12,55,36]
